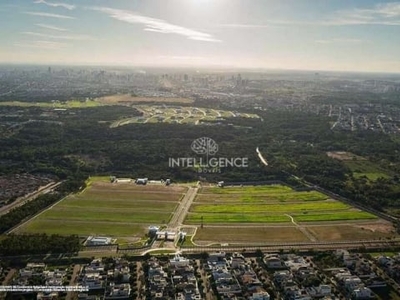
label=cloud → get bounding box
[33,0,75,10]
[91,7,221,42]
[157,55,207,61]
[218,23,272,29]
[25,11,75,19]
[253,2,400,27]
[328,3,400,26]
[14,40,69,50]
[35,23,69,31]
[315,38,368,44]
[21,31,94,40]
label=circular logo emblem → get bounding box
[191,137,219,156]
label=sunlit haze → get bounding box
[1,0,400,72]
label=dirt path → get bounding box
[2,268,16,285]
[285,214,318,242]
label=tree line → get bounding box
[0,234,80,256]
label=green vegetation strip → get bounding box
[185,213,290,224]
[201,185,293,194]
[40,207,171,223]
[186,211,376,224]
[18,219,145,236]
[0,100,100,108]
[58,199,178,210]
[293,211,377,222]
[187,185,377,224]
[190,202,349,214]
[77,190,183,201]
[196,191,328,203]
[344,160,391,180]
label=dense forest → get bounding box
[0,234,81,256]
[1,104,400,216]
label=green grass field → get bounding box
[343,160,391,180]
[191,201,349,214]
[326,151,392,181]
[0,100,100,108]
[14,181,385,244]
[194,227,310,244]
[16,181,187,238]
[293,211,377,222]
[185,185,377,225]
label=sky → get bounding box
[1,0,400,72]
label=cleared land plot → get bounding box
[293,211,377,222]
[185,185,377,225]
[196,191,329,203]
[19,220,145,237]
[0,95,193,108]
[188,214,291,224]
[97,94,194,104]
[0,100,100,108]
[326,151,366,161]
[344,160,391,180]
[191,202,350,213]
[110,105,261,127]
[193,226,309,244]
[16,182,186,238]
[307,222,396,241]
[326,151,391,180]
[199,185,294,194]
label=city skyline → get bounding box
[1,0,400,73]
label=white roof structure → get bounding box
[86,236,112,245]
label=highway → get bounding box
[115,238,400,255]
[180,238,400,253]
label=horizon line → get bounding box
[0,62,400,75]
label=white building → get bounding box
[135,178,148,185]
[105,283,131,299]
[250,291,270,300]
[264,256,283,269]
[170,254,190,267]
[344,276,363,292]
[86,236,112,246]
[307,285,331,297]
[352,286,373,299]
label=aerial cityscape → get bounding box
[1,0,400,300]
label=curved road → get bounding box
[256,147,268,166]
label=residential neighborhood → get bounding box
[2,249,400,299]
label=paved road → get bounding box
[179,239,400,254]
[167,186,198,230]
[256,147,268,166]
[0,181,63,216]
[66,264,81,300]
[115,238,400,255]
